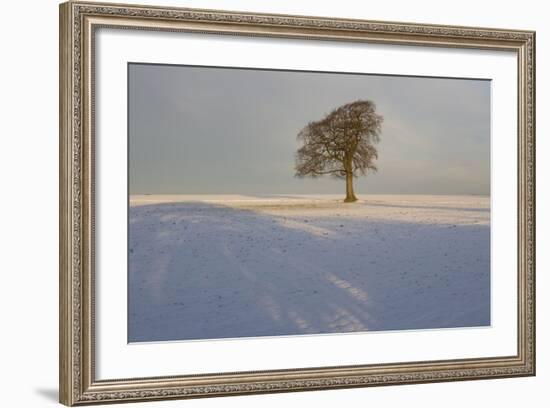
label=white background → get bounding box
[0,0,546,407]
[96,29,517,379]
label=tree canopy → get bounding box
[295,100,383,202]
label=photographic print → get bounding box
[128,63,491,343]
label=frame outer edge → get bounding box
[532,31,536,376]
[60,1,536,404]
[527,31,536,375]
[518,31,535,375]
[60,1,76,406]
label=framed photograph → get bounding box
[59,1,535,405]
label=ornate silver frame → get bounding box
[59,1,536,405]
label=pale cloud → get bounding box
[129,63,490,195]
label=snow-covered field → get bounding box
[128,195,490,342]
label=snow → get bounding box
[128,195,490,343]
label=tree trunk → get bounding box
[344,171,357,202]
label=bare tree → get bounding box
[295,100,383,202]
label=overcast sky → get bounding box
[128,63,490,195]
